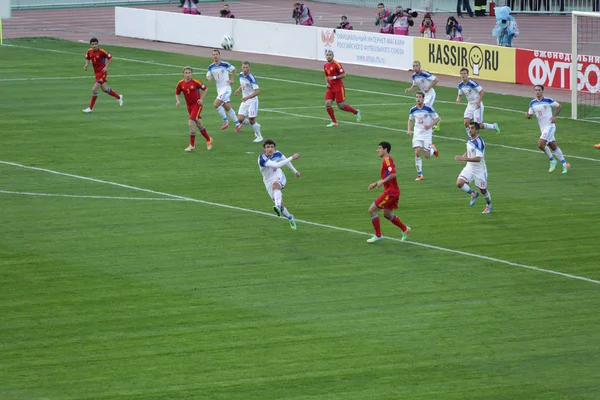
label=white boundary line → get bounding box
[1,159,599,286]
[0,73,179,82]
[261,108,600,163]
[3,43,600,125]
[0,190,188,201]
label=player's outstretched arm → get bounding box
[405,85,415,94]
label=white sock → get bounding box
[226,108,238,124]
[281,207,292,218]
[483,191,492,204]
[483,123,494,129]
[430,147,436,157]
[415,157,422,174]
[543,146,553,160]
[216,105,227,120]
[273,190,282,207]
[553,147,566,162]
[252,123,261,136]
[459,183,472,193]
[242,118,251,126]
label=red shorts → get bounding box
[325,86,345,103]
[374,192,399,210]
[94,71,108,84]
[187,104,203,120]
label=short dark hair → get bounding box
[263,139,276,148]
[416,91,425,98]
[460,67,469,74]
[242,61,250,66]
[89,38,98,44]
[378,3,385,7]
[379,141,392,153]
[469,121,480,130]
[212,49,221,55]
[534,84,544,91]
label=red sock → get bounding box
[343,104,358,115]
[326,107,337,123]
[107,88,120,99]
[89,95,98,109]
[200,127,210,141]
[190,133,196,147]
[371,216,381,237]
[388,214,407,232]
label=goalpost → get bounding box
[571,11,600,121]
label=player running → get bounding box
[407,92,440,181]
[456,67,500,136]
[206,49,240,130]
[234,61,263,143]
[82,38,123,113]
[405,60,439,131]
[175,66,213,152]
[525,85,570,174]
[323,50,361,127]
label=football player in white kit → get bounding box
[455,122,493,214]
[456,67,500,136]
[407,91,440,181]
[206,49,240,131]
[405,60,440,131]
[258,139,301,230]
[234,61,263,143]
[525,85,570,174]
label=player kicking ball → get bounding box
[82,38,123,113]
[175,67,213,152]
[323,50,361,127]
[234,61,263,143]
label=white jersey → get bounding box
[206,61,236,93]
[258,150,297,185]
[409,104,439,138]
[458,79,483,105]
[412,70,437,95]
[466,135,486,171]
[239,72,259,99]
[528,97,559,132]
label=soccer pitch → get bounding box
[1,37,599,399]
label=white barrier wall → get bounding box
[114,7,413,70]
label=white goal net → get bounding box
[571,11,600,121]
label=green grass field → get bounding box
[1,37,599,400]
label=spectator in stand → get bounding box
[385,6,417,36]
[336,15,354,30]
[492,6,519,47]
[420,13,437,38]
[219,3,235,18]
[446,16,463,41]
[375,3,393,34]
[181,0,200,15]
[457,0,475,18]
[293,2,314,26]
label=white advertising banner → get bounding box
[316,28,413,71]
[155,12,233,48]
[115,7,157,41]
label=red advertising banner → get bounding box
[516,49,600,93]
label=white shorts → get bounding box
[265,174,287,200]
[412,135,432,151]
[216,86,232,104]
[464,102,484,123]
[540,125,556,143]
[459,164,488,190]
[424,90,436,106]
[238,99,259,118]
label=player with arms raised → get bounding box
[175,66,213,152]
[234,61,263,143]
[83,38,123,113]
[206,49,240,130]
[323,50,361,128]
[456,67,500,136]
[405,60,439,131]
[366,141,410,244]
[407,92,440,181]
[455,122,493,214]
[525,85,570,174]
[258,139,300,230]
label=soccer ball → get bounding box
[221,35,234,50]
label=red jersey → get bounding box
[381,156,400,196]
[86,48,112,74]
[176,78,207,106]
[324,60,344,89]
